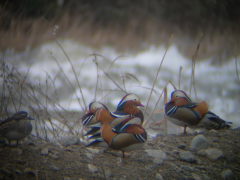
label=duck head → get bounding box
[116,93,144,112]
[170,90,192,102]
[82,101,109,126]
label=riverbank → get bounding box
[0,129,239,180]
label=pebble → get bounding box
[88,164,98,173]
[191,173,201,180]
[63,177,71,180]
[11,148,23,155]
[60,136,80,146]
[190,135,209,151]
[103,168,112,178]
[0,168,12,176]
[145,149,167,164]
[87,147,104,154]
[155,173,164,180]
[221,169,234,180]
[179,151,197,163]
[49,152,59,159]
[49,164,60,171]
[178,144,186,150]
[40,147,49,155]
[24,168,36,176]
[15,169,22,174]
[205,148,223,161]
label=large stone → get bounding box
[179,151,197,163]
[205,148,223,161]
[24,168,36,176]
[88,164,98,173]
[190,135,209,151]
[145,149,167,164]
[40,147,49,155]
[155,173,164,180]
[221,169,234,180]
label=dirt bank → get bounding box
[0,129,239,180]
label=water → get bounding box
[2,39,240,137]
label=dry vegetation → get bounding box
[1,1,240,62]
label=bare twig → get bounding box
[143,87,165,127]
[189,34,204,97]
[92,55,99,101]
[103,72,127,93]
[56,40,87,111]
[178,66,183,89]
[145,45,169,113]
[235,57,240,83]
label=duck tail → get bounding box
[206,111,232,129]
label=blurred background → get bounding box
[0,0,240,140]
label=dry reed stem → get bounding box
[163,87,168,135]
[145,38,171,114]
[178,66,183,89]
[56,40,87,111]
[103,72,127,93]
[92,56,99,101]
[168,80,177,90]
[235,57,240,82]
[143,87,164,128]
[189,35,204,97]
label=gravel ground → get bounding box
[0,129,239,180]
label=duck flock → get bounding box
[0,89,232,157]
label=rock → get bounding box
[63,177,71,180]
[196,149,207,156]
[178,144,186,150]
[116,157,123,165]
[202,174,211,180]
[191,173,201,180]
[205,148,223,161]
[103,168,112,178]
[49,152,59,159]
[190,135,209,151]
[24,168,36,176]
[0,168,12,176]
[145,149,167,164]
[88,164,98,173]
[180,165,195,171]
[11,148,23,155]
[86,152,94,159]
[155,173,164,180]
[87,147,104,154]
[60,136,80,146]
[179,151,197,163]
[40,147,49,155]
[49,164,60,171]
[15,169,22,174]
[221,169,234,180]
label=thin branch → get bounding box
[178,66,183,89]
[145,45,169,113]
[56,40,87,110]
[189,34,204,97]
[235,57,240,83]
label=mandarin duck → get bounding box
[0,111,34,144]
[82,93,145,146]
[165,90,232,134]
[82,101,147,157]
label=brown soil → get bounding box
[0,129,239,180]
